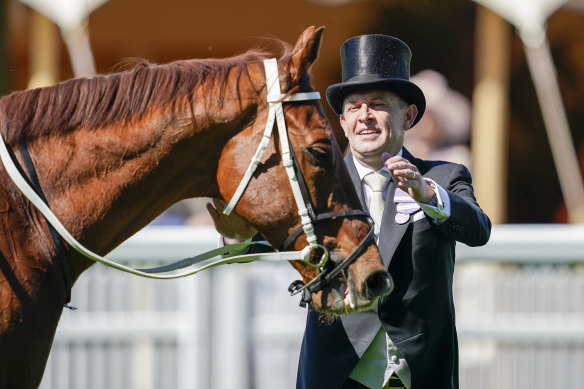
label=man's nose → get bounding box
[358,104,372,121]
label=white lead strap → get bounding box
[0,132,311,279]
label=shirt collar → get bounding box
[352,149,403,181]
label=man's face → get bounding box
[340,90,417,169]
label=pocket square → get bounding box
[412,210,425,222]
[393,188,416,203]
[396,202,421,214]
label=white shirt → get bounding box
[348,150,451,389]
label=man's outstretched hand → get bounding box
[383,152,435,204]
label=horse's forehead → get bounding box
[284,101,332,139]
[303,126,331,143]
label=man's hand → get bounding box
[206,198,257,241]
[383,152,435,204]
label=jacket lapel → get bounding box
[344,154,367,209]
[378,149,420,268]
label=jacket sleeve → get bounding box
[433,163,491,247]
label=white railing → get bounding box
[39,224,584,389]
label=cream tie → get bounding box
[363,171,392,234]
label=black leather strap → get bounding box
[18,138,73,305]
[307,223,374,293]
[281,209,371,251]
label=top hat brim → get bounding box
[326,77,426,126]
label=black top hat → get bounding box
[326,34,426,126]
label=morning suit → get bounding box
[296,148,491,389]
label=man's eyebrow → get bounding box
[367,95,386,101]
[344,94,388,106]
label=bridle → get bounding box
[223,58,375,300]
[0,58,374,306]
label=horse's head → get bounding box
[217,26,392,314]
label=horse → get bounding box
[0,26,392,388]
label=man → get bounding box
[295,35,491,389]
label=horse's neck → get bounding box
[27,102,253,265]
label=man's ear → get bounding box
[339,113,348,136]
[403,104,418,131]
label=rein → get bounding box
[0,58,373,306]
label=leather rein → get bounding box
[0,58,374,306]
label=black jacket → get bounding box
[296,149,491,389]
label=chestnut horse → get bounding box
[0,26,391,388]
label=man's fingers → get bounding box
[392,169,418,180]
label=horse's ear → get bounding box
[288,26,324,85]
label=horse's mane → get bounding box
[0,49,281,144]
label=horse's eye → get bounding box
[305,146,330,163]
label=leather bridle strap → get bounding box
[285,213,374,299]
[288,225,375,306]
[280,143,374,295]
[308,226,374,293]
[281,209,372,253]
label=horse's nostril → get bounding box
[365,270,393,298]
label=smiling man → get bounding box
[295,34,491,389]
[339,90,436,207]
[341,91,411,164]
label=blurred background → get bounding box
[1,0,583,388]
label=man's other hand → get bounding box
[206,198,257,242]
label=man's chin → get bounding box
[352,148,388,168]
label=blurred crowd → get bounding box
[404,69,472,169]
